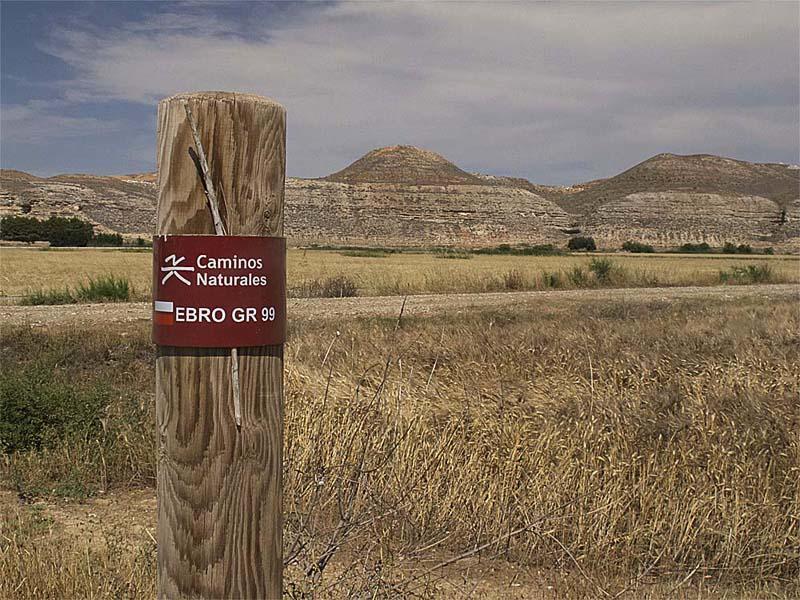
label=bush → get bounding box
[589,257,614,283]
[719,264,775,284]
[764,247,775,255]
[1,215,41,242]
[568,266,589,287]
[678,242,712,253]
[20,276,131,305]
[0,367,108,453]
[568,236,596,252]
[340,249,390,258]
[0,215,94,247]
[43,217,94,247]
[20,289,76,306]
[91,233,124,247]
[433,249,472,259]
[622,241,655,253]
[75,275,131,302]
[474,244,562,256]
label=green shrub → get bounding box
[1,215,95,247]
[0,327,155,498]
[75,275,131,302]
[1,215,41,242]
[340,249,390,258]
[722,242,753,255]
[719,264,775,285]
[0,368,108,453]
[568,266,589,287]
[764,247,775,255]
[568,236,596,252]
[91,233,124,247]
[434,249,472,259]
[622,241,655,253]
[474,244,562,256]
[678,242,712,253]
[20,277,132,305]
[519,244,562,256]
[589,257,614,283]
[44,217,94,247]
[20,288,76,305]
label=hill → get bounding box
[294,146,572,245]
[552,154,799,248]
[556,153,799,216]
[325,145,483,186]
[477,154,799,248]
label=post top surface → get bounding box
[160,91,284,109]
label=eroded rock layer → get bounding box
[0,171,156,234]
[587,192,783,246]
[285,179,571,246]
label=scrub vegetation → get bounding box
[1,295,797,598]
[19,275,131,305]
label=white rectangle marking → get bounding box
[154,300,174,312]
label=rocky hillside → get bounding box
[566,154,798,247]
[0,170,156,235]
[486,153,799,248]
[1,149,797,249]
[556,153,798,214]
[286,178,571,247]
[298,146,571,246]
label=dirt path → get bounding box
[2,284,798,329]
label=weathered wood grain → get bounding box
[155,91,286,599]
[157,91,286,236]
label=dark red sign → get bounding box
[152,235,286,347]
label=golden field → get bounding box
[0,246,798,298]
[1,294,798,598]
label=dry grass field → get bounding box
[1,294,798,598]
[1,246,798,299]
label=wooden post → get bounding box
[155,91,286,599]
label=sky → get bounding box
[1,1,798,185]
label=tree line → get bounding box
[0,215,123,247]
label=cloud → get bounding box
[15,2,800,181]
[1,99,123,143]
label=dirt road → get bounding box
[2,284,797,329]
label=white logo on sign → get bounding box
[161,254,194,286]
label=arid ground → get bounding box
[1,279,798,598]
